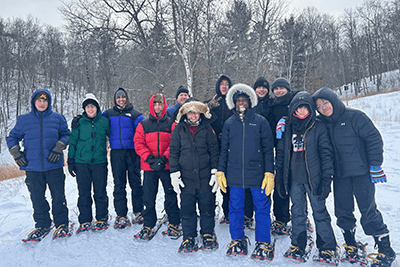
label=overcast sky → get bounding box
[0,0,365,29]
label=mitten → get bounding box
[318,180,332,201]
[71,114,82,129]
[217,171,227,193]
[170,171,185,194]
[276,118,286,139]
[209,169,219,193]
[261,172,274,196]
[207,94,222,110]
[370,166,387,183]
[67,158,77,177]
[9,145,28,167]
[47,141,66,163]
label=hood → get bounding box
[31,88,52,113]
[288,91,315,125]
[149,93,167,120]
[215,75,232,97]
[114,87,131,107]
[312,87,345,121]
[226,83,258,110]
[176,98,212,123]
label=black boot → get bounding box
[371,234,396,267]
[342,227,357,247]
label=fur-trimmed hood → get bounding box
[176,100,211,123]
[226,83,258,110]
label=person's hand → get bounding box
[67,158,77,177]
[261,172,274,196]
[217,171,227,193]
[207,94,222,110]
[71,114,82,129]
[47,141,66,163]
[276,118,286,139]
[9,145,28,167]
[170,171,185,194]
[209,169,219,193]
[318,180,331,201]
[370,166,387,183]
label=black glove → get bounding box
[207,94,222,110]
[318,180,332,201]
[47,141,66,163]
[9,145,28,167]
[71,114,82,129]
[146,155,157,165]
[67,158,77,177]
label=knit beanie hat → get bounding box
[271,77,291,91]
[253,77,270,92]
[34,92,49,102]
[82,93,100,112]
[115,88,127,99]
[176,85,189,99]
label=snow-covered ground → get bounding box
[0,92,400,267]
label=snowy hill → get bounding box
[1,92,400,267]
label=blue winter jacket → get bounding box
[6,89,70,171]
[166,102,180,118]
[218,108,274,188]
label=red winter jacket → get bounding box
[134,94,173,171]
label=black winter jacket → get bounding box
[169,114,219,194]
[276,91,334,196]
[312,87,384,178]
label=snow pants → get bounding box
[181,190,215,240]
[25,168,69,228]
[142,170,180,228]
[229,187,271,243]
[110,149,143,217]
[333,173,389,236]
[76,162,108,223]
[221,187,255,220]
[290,181,337,250]
[273,188,291,224]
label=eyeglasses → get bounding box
[316,101,329,110]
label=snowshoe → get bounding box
[199,233,219,250]
[313,246,340,266]
[178,237,199,253]
[114,216,131,229]
[134,220,163,241]
[93,219,109,231]
[53,222,74,239]
[76,222,93,234]
[341,242,368,266]
[368,234,397,267]
[132,212,144,224]
[306,217,314,233]
[271,220,291,235]
[284,235,314,262]
[22,227,53,242]
[161,224,182,239]
[368,252,396,267]
[226,238,248,256]
[251,240,275,260]
[244,216,254,230]
[219,215,229,225]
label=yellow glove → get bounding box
[261,172,274,196]
[217,171,227,193]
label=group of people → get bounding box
[6,75,395,266]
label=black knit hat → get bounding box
[176,86,189,99]
[253,77,270,92]
[33,92,49,102]
[271,77,291,91]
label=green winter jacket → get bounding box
[68,112,110,164]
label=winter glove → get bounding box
[71,114,82,129]
[67,158,77,177]
[207,94,222,110]
[209,169,219,193]
[261,172,274,196]
[217,171,227,193]
[370,166,387,183]
[317,180,332,201]
[146,155,157,165]
[170,171,185,194]
[9,145,28,167]
[276,118,286,139]
[47,141,67,163]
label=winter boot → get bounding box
[341,228,368,265]
[114,216,131,229]
[178,237,199,253]
[226,238,248,256]
[53,223,74,239]
[76,222,93,234]
[200,233,219,250]
[244,216,253,229]
[369,234,396,267]
[161,224,182,238]
[132,212,144,224]
[251,241,275,260]
[271,220,291,235]
[284,245,310,262]
[93,219,109,231]
[134,226,156,241]
[22,227,52,242]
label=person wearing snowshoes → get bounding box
[68,93,110,233]
[275,91,339,264]
[217,83,275,260]
[313,87,396,267]
[133,93,181,241]
[169,98,220,253]
[7,89,71,241]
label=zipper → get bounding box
[40,112,44,170]
[119,112,123,148]
[91,120,95,163]
[304,121,315,194]
[242,119,245,187]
